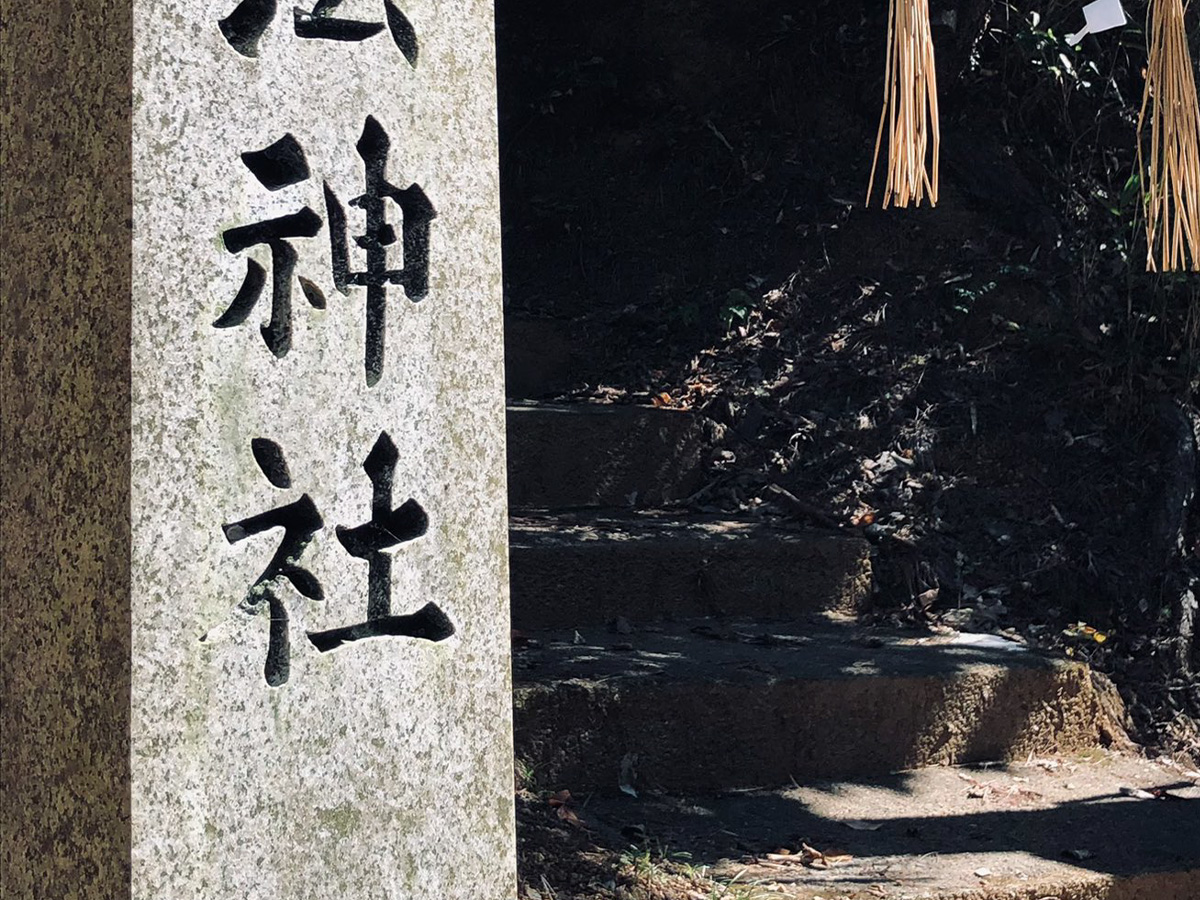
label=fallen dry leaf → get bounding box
[556,805,582,827]
[1063,622,1109,643]
[850,506,877,526]
[547,790,571,807]
[800,842,853,868]
[958,773,1042,804]
[545,790,584,827]
[760,843,852,869]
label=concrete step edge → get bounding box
[506,402,721,508]
[509,511,872,628]
[513,620,1114,794]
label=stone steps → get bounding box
[500,395,1196,899]
[524,751,1200,899]
[506,402,717,508]
[513,618,1106,795]
[508,511,872,629]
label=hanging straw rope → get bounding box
[866,0,941,208]
[1138,0,1200,272]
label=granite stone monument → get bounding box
[2,0,516,896]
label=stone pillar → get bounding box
[2,0,515,896]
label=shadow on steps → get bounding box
[514,619,1109,794]
[518,754,1200,899]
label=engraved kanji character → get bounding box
[324,117,436,386]
[222,438,325,686]
[219,0,417,65]
[215,134,326,358]
[307,431,454,652]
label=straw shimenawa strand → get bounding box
[866,0,941,208]
[1139,0,1200,272]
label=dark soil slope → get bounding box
[495,0,1200,755]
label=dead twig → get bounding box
[764,483,845,530]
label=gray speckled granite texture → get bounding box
[5,0,516,896]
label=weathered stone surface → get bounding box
[514,620,1103,794]
[509,511,872,628]
[2,3,133,898]
[4,0,516,896]
[507,403,718,508]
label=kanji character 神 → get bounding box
[324,116,437,386]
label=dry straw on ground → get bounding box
[867,0,941,208]
[1139,0,1200,272]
